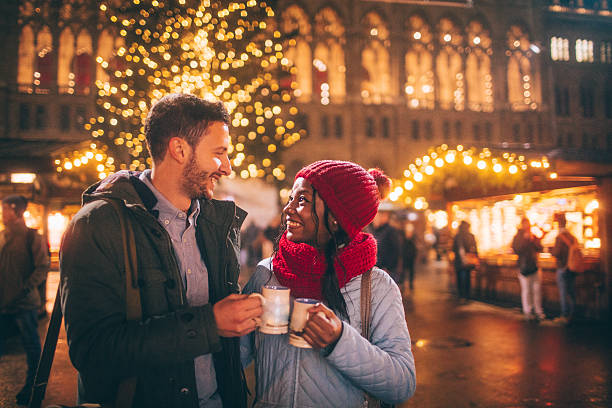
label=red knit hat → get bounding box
[295,160,391,239]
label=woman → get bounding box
[452,221,478,301]
[241,160,416,407]
[512,217,545,320]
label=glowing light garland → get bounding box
[391,144,556,209]
[56,0,305,182]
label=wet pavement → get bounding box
[1,262,610,407]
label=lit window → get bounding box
[576,39,594,63]
[600,41,612,64]
[550,36,569,61]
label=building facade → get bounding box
[1,0,611,207]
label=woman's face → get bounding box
[283,177,332,247]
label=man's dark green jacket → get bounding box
[60,171,247,408]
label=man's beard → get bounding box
[181,154,213,200]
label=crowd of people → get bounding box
[0,93,585,407]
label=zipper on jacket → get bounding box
[222,204,237,294]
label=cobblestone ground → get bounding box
[1,264,611,407]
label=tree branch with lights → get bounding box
[55,0,305,185]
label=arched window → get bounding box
[96,28,126,83]
[466,20,493,112]
[35,26,55,92]
[18,25,35,92]
[281,5,312,102]
[507,25,539,111]
[314,8,346,104]
[436,17,464,111]
[361,11,391,104]
[58,28,75,93]
[74,30,93,94]
[404,15,434,109]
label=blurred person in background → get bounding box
[452,221,478,302]
[551,213,577,324]
[372,207,402,283]
[0,194,49,406]
[401,223,418,292]
[512,217,545,321]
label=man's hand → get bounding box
[213,294,263,337]
[302,303,343,350]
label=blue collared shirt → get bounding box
[140,170,222,408]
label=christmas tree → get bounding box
[56,0,304,184]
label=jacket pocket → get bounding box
[139,268,171,317]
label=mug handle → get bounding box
[248,292,266,305]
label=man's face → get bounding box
[181,121,231,200]
[2,203,18,226]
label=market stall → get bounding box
[449,185,603,317]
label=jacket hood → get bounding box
[82,170,247,228]
[82,170,146,207]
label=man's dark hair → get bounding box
[144,93,230,162]
[556,212,567,228]
[2,195,29,217]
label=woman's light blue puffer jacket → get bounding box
[241,258,416,407]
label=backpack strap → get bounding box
[29,198,141,408]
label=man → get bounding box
[452,221,478,302]
[60,94,263,408]
[0,195,49,405]
[551,213,577,324]
[371,208,401,282]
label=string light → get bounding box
[56,0,304,184]
[392,144,556,209]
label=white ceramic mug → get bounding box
[249,285,290,334]
[288,298,324,348]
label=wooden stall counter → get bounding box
[467,253,603,318]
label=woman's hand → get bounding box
[302,303,343,350]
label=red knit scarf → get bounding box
[272,232,378,300]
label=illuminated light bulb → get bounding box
[509,165,518,174]
[445,153,455,163]
[435,158,444,167]
[444,34,451,42]
[493,163,503,173]
[477,160,486,170]
[403,170,411,177]
[585,200,599,214]
[413,32,421,40]
[425,166,434,175]
[404,180,414,190]
[549,172,558,179]
[584,216,593,226]
[413,172,423,182]
[463,156,473,165]
[585,228,593,238]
